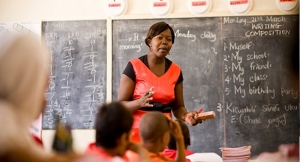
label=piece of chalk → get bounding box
[198,108,204,113]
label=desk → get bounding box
[186,153,258,162]
[186,153,222,162]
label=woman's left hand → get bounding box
[183,111,201,126]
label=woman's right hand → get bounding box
[138,87,154,108]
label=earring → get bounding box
[150,46,152,52]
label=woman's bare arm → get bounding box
[118,74,153,112]
[172,82,199,126]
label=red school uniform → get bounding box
[162,149,194,162]
[148,151,173,162]
[84,142,128,162]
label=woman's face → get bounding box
[149,29,173,58]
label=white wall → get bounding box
[0,0,298,153]
[0,0,297,22]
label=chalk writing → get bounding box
[281,87,299,99]
[284,104,298,111]
[248,85,276,99]
[227,103,256,114]
[128,33,139,42]
[266,16,286,22]
[246,51,268,60]
[252,23,283,30]
[223,17,247,25]
[42,20,107,129]
[266,114,286,128]
[245,30,291,37]
[262,104,280,112]
[200,31,216,42]
[174,29,196,41]
[249,73,268,82]
[250,16,264,23]
[250,61,272,70]
[224,41,253,52]
[240,114,262,124]
[119,43,143,52]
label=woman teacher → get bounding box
[118,22,202,142]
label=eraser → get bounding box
[197,111,216,120]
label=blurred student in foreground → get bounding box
[0,34,95,162]
[255,143,299,162]
[136,111,186,162]
[84,101,150,162]
[162,119,193,162]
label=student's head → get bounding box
[0,34,49,125]
[139,111,170,151]
[95,101,133,155]
[168,119,190,150]
[144,21,175,48]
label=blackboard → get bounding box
[42,20,107,129]
[112,15,299,156]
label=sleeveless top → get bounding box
[125,56,182,142]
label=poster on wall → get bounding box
[0,21,42,139]
[0,21,41,37]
